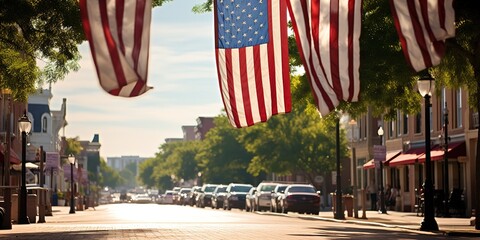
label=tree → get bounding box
[98,158,123,189]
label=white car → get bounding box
[133,194,152,203]
[161,190,174,204]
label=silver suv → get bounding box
[254,182,278,211]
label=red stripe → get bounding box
[253,45,267,122]
[287,0,335,112]
[267,0,278,115]
[239,48,253,126]
[389,0,414,69]
[225,49,241,128]
[406,0,432,68]
[99,0,128,87]
[116,0,126,54]
[132,0,146,72]
[346,0,355,101]
[419,0,445,60]
[329,0,342,100]
[130,80,146,97]
[279,0,291,113]
[438,0,446,32]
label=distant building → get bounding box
[107,155,148,172]
[181,126,196,141]
[194,117,215,140]
[164,138,183,143]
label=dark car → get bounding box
[224,183,254,210]
[188,186,202,206]
[279,184,321,215]
[270,184,288,213]
[211,185,228,209]
[254,182,278,211]
[196,184,218,208]
[245,187,257,212]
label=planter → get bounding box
[57,199,66,206]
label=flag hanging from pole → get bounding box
[287,0,362,116]
[80,0,153,97]
[214,0,291,128]
[390,0,455,72]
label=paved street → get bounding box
[0,204,478,239]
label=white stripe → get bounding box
[442,0,455,38]
[245,47,261,123]
[352,0,361,101]
[319,0,332,88]
[338,0,350,100]
[217,49,235,126]
[271,0,285,113]
[260,43,272,117]
[137,0,152,80]
[231,50,247,127]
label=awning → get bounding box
[363,150,402,169]
[418,141,466,162]
[0,147,21,164]
[12,162,39,171]
[386,147,425,167]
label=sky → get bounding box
[49,1,224,159]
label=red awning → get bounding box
[387,147,425,167]
[418,141,466,162]
[363,151,402,169]
[0,148,21,164]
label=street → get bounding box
[0,203,473,239]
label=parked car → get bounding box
[178,188,192,205]
[223,183,253,210]
[133,193,153,203]
[254,182,278,211]
[196,184,218,208]
[211,185,228,209]
[160,190,174,204]
[245,187,257,212]
[279,184,321,215]
[270,184,288,213]
[172,187,181,204]
[188,186,202,206]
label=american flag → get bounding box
[390,0,455,72]
[287,0,361,116]
[215,0,291,128]
[80,0,153,97]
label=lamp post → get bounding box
[334,115,345,220]
[349,119,359,218]
[68,154,76,214]
[377,126,387,214]
[18,111,31,224]
[418,74,439,231]
[443,106,449,217]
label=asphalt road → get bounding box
[0,203,473,239]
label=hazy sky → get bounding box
[49,1,223,159]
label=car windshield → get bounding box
[231,185,252,192]
[260,184,277,191]
[277,186,288,192]
[180,189,191,193]
[204,186,217,192]
[216,187,227,193]
[288,186,316,193]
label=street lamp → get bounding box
[377,126,387,214]
[68,154,76,214]
[442,106,449,217]
[334,115,345,220]
[18,111,31,224]
[348,119,359,218]
[418,74,439,231]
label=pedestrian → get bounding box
[367,181,377,211]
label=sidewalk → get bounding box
[311,209,480,237]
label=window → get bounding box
[455,88,463,128]
[42,116,48,133]
[389,120,395,138]
[415,113,422,134]
[404,167,410,192]
[403,113,408,135]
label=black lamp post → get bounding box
[378,126,387,214]
[418,74,439,231]
[18,111,31,224]
[334,116,345,220]
[443,107,449,217]
[68,154,76,214]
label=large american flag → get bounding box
[214,0,291,128]
[390,0,455,72]
[80,0,153,97]
[287,0,361,116]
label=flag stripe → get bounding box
[80,0,152,97]
[389,0,455,72]
[215,0,291,128]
